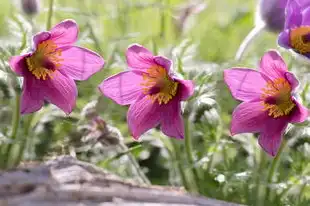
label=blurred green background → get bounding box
[0,0,310,205]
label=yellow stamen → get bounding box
[26,40,63,80]
[261,78,295,118]
[141,65,178,104]
[290,26,310,54]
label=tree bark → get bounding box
[0,156,243,206]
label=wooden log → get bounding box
[0,156,243,206]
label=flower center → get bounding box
[25,40,63,80]
[261,78,295,118]
[290,26,310,54]
[141,65,178,104]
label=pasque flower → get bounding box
[278,0,310,58]
[224,50,308,156]
[99,44,194,139]
[9,20,104,114]
[258,0,288,32]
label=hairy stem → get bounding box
[184,118,202,194]
[119,142,151,185]
[46,0,55,30]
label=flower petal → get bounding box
[285,0,302,29]
[278,30,290,49]
[99,71,143,105]
[289,99,309,123]
[231,101,269,135]
[49,19,78,46]
[285,72,299,90]
[43,71,77,114]
[33,32,51,49]
[126,44,155,71]
[127,96,161,139]
[224,68,267,102]
[258,118,288,156]
[9,54,29,76]
[259,50,287,80]
[154,56,172,71]
[59,46,104,80]
[160,98,184,139]
[301,6,310,25]
[20,75,44,114]
[176,79,195,101]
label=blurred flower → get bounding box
[21,0,39,16]
[236,0,287,60]
[81,116,121,146]
[257,0,288,32]
[9,20,105,114]
[278,0,310,60]
[173,0,207,35]
[224,50,308,156]
[99,44,194,139]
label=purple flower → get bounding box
[278,0,310,58]
[258,0,288,32]
[99,44,194,139]
[9,20,105,114]
[224,50,308,156]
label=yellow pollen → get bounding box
[261,78,295,118]
[140,65,178,105]
[25,40,63,80]
[290,26,310,54]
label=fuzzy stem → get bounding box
[46,0,55,30]
[171,139,191,191]
[184,118,202,194]
[265,139,287,203]
[235,23,265,61]
[119,142,151,185]
[4,93,21,168]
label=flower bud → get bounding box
[257,0,287,32]
[21,0,39,16]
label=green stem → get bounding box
[119,143,151,185]
[171,139,191,191]
[255,148,266,206]
[184,118,201,194]
[46,0,55,30]
[4,94,21,168]
[13,114,34,166]
[265,139,287,203]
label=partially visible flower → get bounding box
[99,44,194,139]
[257,0,288,32]
[21,0,39,16]
[9,20,105,114]
[224,50,308,156]
[278,0,310,59]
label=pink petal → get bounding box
[289,100,309,123]
[154,56,172,71]
[20,75,44,114]
[160,98,184,139]
[285,72,299,90]
[258,118,288,156]
[259,50,288,80]
[33,32,51,49]
[301,6,310,25]
[224,68,267,102]
[59,46,104,80]
[126,44,155,71]
[231,101,269,135]
[285,0,302,29]
[49,19,78,46]
[176,79,195,101]
[127,96,161,139]
[43,71,77,114]
[9,54,30,76]
[99,71,143,105]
